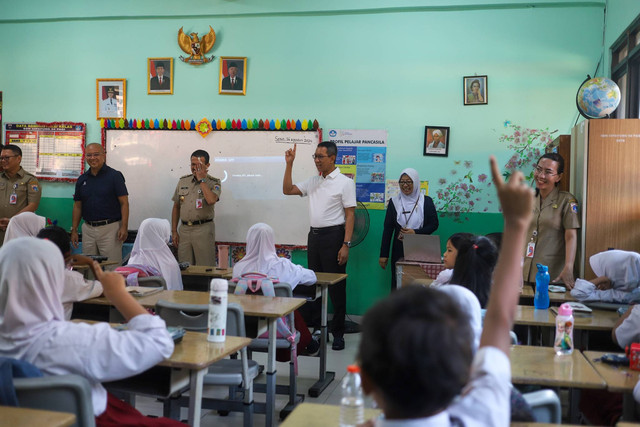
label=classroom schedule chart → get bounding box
[4,122,85,180]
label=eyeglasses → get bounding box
[312,154,329,160]
[0,155,18,161]
[534,166,558,177]
[86,153,103,158]
[398,180,413,186]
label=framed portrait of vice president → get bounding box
[219,57,247,95]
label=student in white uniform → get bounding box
[37,225,104,320]
[431,232,474,287]
[0,237,183,426]
[126,218,183,290]
[233,222,319,355]
[233,222,317,290]
[3,211,46,243]
[358,157,533,427]
[572,250,640,303]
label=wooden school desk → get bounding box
[280,402,381,427]
[293,272,347,397]
[180,265,233,291]
[0,406,76,427]
[520,284,576,304]
[511,345,606,422]
[80,290,304,427]
[395,259,444,287]
[584,351,640,421]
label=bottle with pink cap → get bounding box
[554,303,574,355]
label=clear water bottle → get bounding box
[534,263,550,310]
[208,279,228,342]
[339,364,364,427]
[554,303,574,355]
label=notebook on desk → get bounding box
[402,234,442,264]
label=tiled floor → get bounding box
[135,331,364,426]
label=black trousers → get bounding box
[306,225,347,338]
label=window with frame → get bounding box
[611,14,640,118]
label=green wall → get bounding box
[1,1,614,314]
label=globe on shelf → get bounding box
[576,76,621,119]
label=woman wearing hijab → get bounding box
[122,218,183,290]
[3,211,46,243]
[233,223,318,355]
[0,237,183,426]
[379,168,439,290]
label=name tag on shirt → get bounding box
[195,198,203,209]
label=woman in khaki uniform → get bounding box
[523,153,580,288]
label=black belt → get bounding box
[182,219,213,226]
[85,218,119,227]
[310,224,345,234]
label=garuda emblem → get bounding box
[178,26,216,65]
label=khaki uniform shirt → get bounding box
[523,186,580,283]
[0,167,41,219]
[171,174,221,223]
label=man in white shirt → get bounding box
[358,157,533,426]
[100,87,118,117]
[283,141,356,350]
[427,129,446,150]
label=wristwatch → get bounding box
[200,178,206,183]
[343,241,351,248]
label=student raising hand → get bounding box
[490,156,534,227]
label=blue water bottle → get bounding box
[534,263,550,309]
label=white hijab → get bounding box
[0,237,66,359]
[128,218,183,290]
[590,250,640,292]
[233,223,316,289]
[3,212,47,243]
[391,168,424,230]
[438,284,482,352]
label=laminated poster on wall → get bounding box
[328,129,387,210]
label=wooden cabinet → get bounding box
[571,119,640,278]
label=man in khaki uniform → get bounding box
[523,176,580,286]
[0,144,41,244]
[171,149,221,265]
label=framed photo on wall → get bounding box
[463,75,488,105]
[424,126,449,157]
[219,56,247,95]
[96,79,126,120]
[148,57,173,95]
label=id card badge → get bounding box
[526,241,535,258]
[195,198,203,209]
[9,193,17,205]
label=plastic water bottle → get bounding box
[207,279,228,342]
[534,263,550,309]
[554,303,574,355]
[339,365,364,427]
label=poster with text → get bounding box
[329,129,387,210]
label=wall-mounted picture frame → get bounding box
[148,57,173,95]
[463,75,488,105]
[219,56,247,95]
[424,126,449,157]
[96,79,126,120]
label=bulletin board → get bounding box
[4,122,86,181]
[104,129,320,246]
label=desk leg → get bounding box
[187,368,207,427]
[308,284,335,397]
[266,318,277,427]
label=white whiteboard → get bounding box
[105,130,320,245]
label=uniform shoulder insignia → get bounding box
[180,174,192,179]
[208,175,220,182]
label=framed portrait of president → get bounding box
[148,57,173,95]
[219,56,247,95]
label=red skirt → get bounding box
[96,392,187,427]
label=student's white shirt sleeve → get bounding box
[615,305,640,349]
[448,346,511,427]
[431,269,452,287]
[61,270,104,320]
